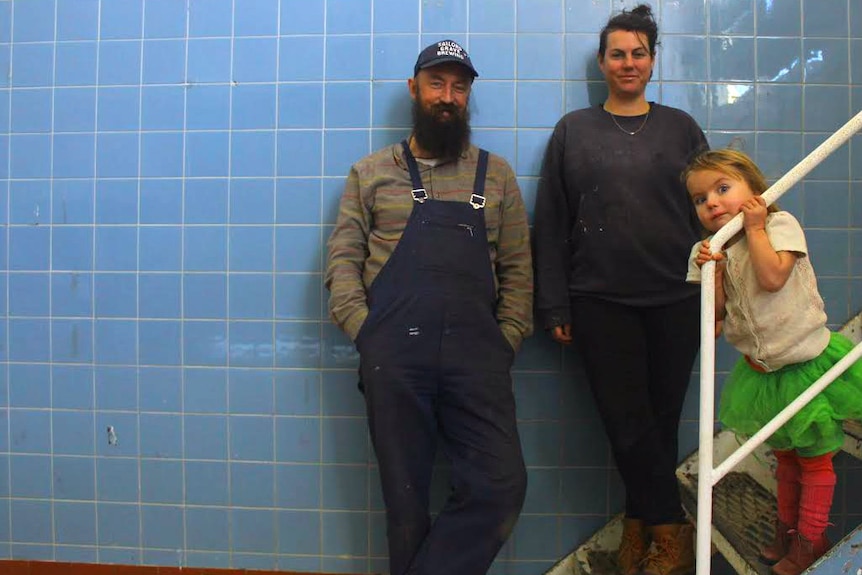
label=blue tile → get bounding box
[185,178,228,223]
[325,83,371,128]
[52,133,96,178]
[757,0,800,36]
[139,226,182,271]
[323,129,370,177]
[231,131,276,177]
[230,415,274,461]
[96,457,139,500]
[98,40,142,85]
[278,83,323,128]
[276,179,320,225]
[320,371,364,417]
[711,37,755,81]
[53,180,94,225]
[185,461,229,505]
[55,501,96,546]
[144,0,187,38]
[96,179,138,224]
[372,36,417,80]
[141,86,184,130]
[10,455,51,498]
[142,505,183,549]
[13,0,55,41]
[232,83,277,130]
[804,132,850,180]
[100,0,143,39]
[186,508,230,551]
[97,503,140,547]
[804,39,849,84]
[140,459,183,503]
[184,414,228,459]
[227,325,274,366]
[275,274,321,320]
[55,547,98,564]
[230,462,275,507]
[52,272,93,317]
[94,226,137,271]
[53,317,92,362]
[371,82,411,128]
[275,226,321,272]
[9,364,49,410]
[9,273,49,317]
[96,133,140,178]
[142,38,186,83]
[326,36,371,81]
[53,365,95,410]
[321,417,368,464]
[140,179,182,224]
[10,134,51,178]
[274,370,321,416]
[94,319,137,365]
[232,508,276,553]
[275,416,320,462]
[12,44,54,87]
[184,274,227,319]
[322,464,368,510]
[507,514,559,560]
[94,365,137,410]
[235,0,279,36]
[187,38,232,83]
[187,85,231,129]
[517,34,562,80]
[280,0,324,34]
[139,366,181,412]
[276,464,320,508]
[229,227,273,272]
[53,87,96,132]
[756,84,802,131]
[139,274,181,319]
[372,0,418,32]
[709,84,755,131]
[139,320,182,366]
[230,179,274,224]
[53,411,95,455]
[233,38,278,83]
[185,131,230,177]
[175,331,229,380]
[10,180,50,225]
[521,467,559,513]
[277,130,322,176]
[421,0,467,33]
[184,226,227,271]
[139,413,182,458]
[807,230,849,276]
[710,0,754,34]
[53,455,95,500]
[803,0,847,37]
[279,36,325,80]
[755,131,803,180]
[517,0,562,32]
[321,511,367,557]
[229,368,274,414]
[471,129,516,167]
[96,411,140,458]
[184,367,227,413]
[11,88,52,133]
[278,512,321,554]
[58,0,99,40]
[327,0,371,33]
[10,500,52,544]
[9,319,51,362]
[189,0,232,36]
[235,554,278,570]
[517,82,561,128]
[97,87,140,131]
[757,38,802,83]
[94,273,136,318]
[515,128,551,177]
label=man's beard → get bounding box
[411,99,471,159]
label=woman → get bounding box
[533,5,708,575]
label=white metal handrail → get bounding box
[695,109,862,575]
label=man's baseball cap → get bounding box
[413,39,479,78]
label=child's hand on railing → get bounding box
[695,239,725,268]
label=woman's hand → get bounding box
[551,324,572,345]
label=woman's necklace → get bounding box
[606,106,650,136]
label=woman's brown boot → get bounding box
[618,518,648,575]
[639,523,695,575]
[759,520,792,565]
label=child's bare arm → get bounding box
[741,197,796,291]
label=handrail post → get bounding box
[695,260,716,575]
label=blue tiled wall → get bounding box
[0,0,860,573]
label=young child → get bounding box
[683,149,862,575]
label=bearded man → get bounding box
[325,40,532,575]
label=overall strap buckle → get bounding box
[412,188,429,203]
[469,194,485,209]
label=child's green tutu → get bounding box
[719,332,862,457]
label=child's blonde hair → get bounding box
[682,148,779,213]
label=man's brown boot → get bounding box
[771,533,830,575]
[618,518,648,575]
[759,520,793,565]
[639,523,695,575]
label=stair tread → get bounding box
[680,471,775,575]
